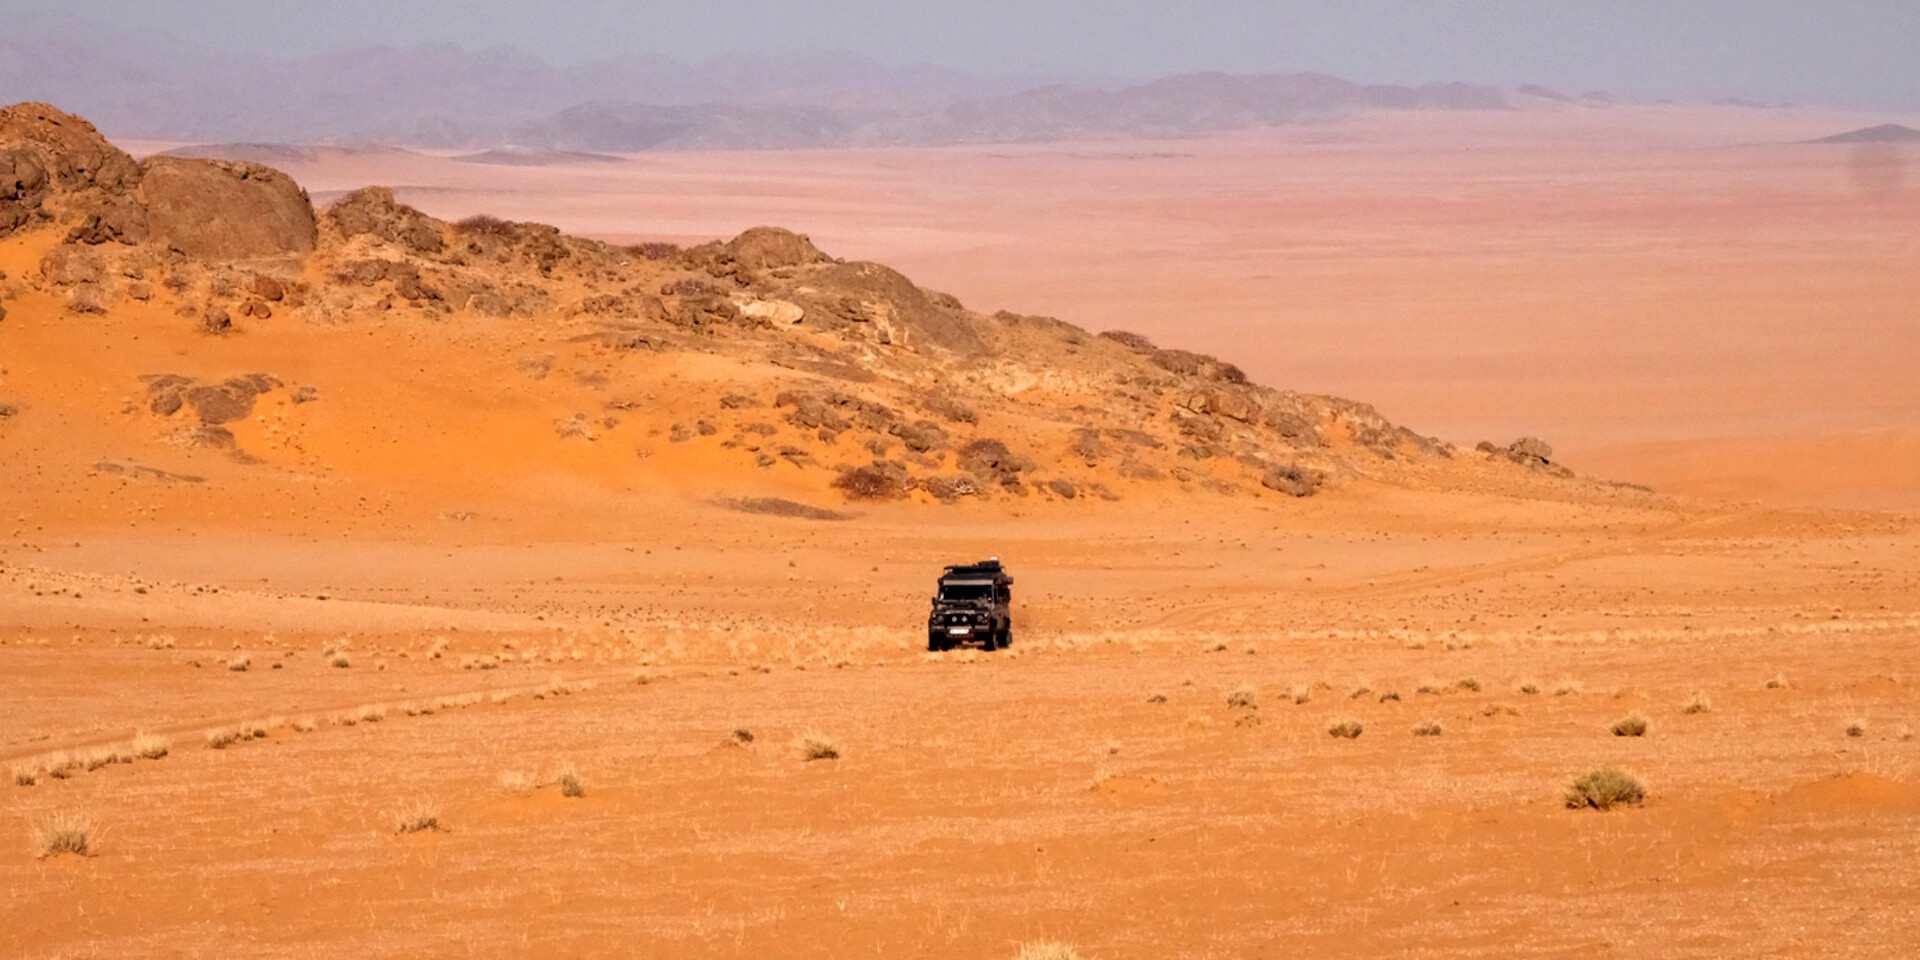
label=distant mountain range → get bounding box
[5,12,1536,151]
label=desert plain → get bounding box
[5,103,1920,959]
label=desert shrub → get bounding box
[329,653,351,669]
[132,734,170,760]
[1611,714,1650,737]
[13,764,40,787]
[44,753,77,780]
[1225,686,1258,710]
[1455,677,1482,693]
[1217,362,1249,384]
[452,214,517,238]
[1766,675,1788,690]
[1553,681,1581,696]
[559,768,586,798]
[206,727,241,749]
[1377,690,1402,703]
[499,771,535,795]
[1416,678,1444,695]
[32,814,93,858]
[1146,692,1168,704]
[832,465,908,501]
[1413,720,1444,737]
[1564,767,1646,810]
[291,717,317,733]
[1517,680,1541,695]
[801,735,841,762]
[1097,329,1157,352]
[622,241,682,261]
[1327,719,1365,739]
[392,803,441,834]
[1014,943,1084,960]
[1682,693,1712,715]
[1846,720,1867,738]
[1260,463,1324,498]
[227,656,250,672]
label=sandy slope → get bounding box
[151,104,1920,507]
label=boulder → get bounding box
[323,186,444,255]
[726,226,829,271]
[0,102,140,239]
[137,156,316,260]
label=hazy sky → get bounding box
[20,0,1920,104]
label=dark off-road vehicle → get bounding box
[927,559,1014,651]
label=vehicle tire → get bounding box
[927,631,944,652]
[999,623,1013,648]
[979,630,998,652]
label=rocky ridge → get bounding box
[2,101,1579,505]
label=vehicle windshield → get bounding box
[938,582,993,602]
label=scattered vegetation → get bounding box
[206,727,241,749]
[1413,720,1444,737]
[1564,767,1646,810]
[1553,681,1582,696]
[498,771,535,795]
[1455,677,1482,693]
[1611,714,1650,738]
[13,764,39,787]
[559,767,586,797]
[1682,692,1712,715]
[31,814,93,858]
[831,465,907,501]
[800,735,841,762]
[328,653,352,669]
[1225,686,1258,710]
[1846,720,1867,738]
[1327,719,1365,739]
[1289,684,1312,705]
[1517,680,1541,695]
[1766,675,1788,690]
[1146,692,1168,704]
[226,655,250,671]
[132,734,170,760]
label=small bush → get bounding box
[393,804,441,834]
[13,764,40,787]
[1377,690,1401,703]
[1455,677,1482,693]
[291,717,317,733]
[1327,719,1365,739]
[1517,681,1541,695]
[132,734,170,760]
[1146,692,1168,704]
[1097,330,1157,352]
[1565,767,1646,810]
[559,768,586,797]
[1682,693,1712,715]
[329,653,351,669]
[1225,686,1258,710]
[32,814,93,858]
[452,214,517,238]
[499,771,535,795]
[1766,675,1788,690]
[731,728,755,745]
[1611,714,1650,737]
[1553,681,1581,696]
[1289,684,1312,705]
[832,465,907,501]
[1413,720,1444,737]
[1416,678,1444,695]
[206,728,241,749]
[1014,943,1084,960]
[801,735,841,762]
[622,241,682,261]
[1846,720,1867,738]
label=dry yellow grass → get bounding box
[31,814,93,858]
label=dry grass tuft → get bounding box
[1413,720,1444,737]
[1013,942,1085,960]
[1553,681,1582,696]
[1765,674,1788,690]
[392,803,441,834]
[559,767,586,797]
[1846,719,1867,738]
[1517,680,1541,695]
[1565,767,1646,810]
[1455,677,1482,693]
[226,656,250,671]
[1611,714,1650,737]
[800,735,841,762]
[498,771,535,795]
[328,653,351,669]
[1289,684,1312,705]
[1146,692,1168,704]
[132,734,170,760]
[1225,686,1258,710]
[13,764,40,787]
[206,727,241,749]
[31,814,93,858]
[291,716,317,733]
[1682,692,1712,715]
[1327,718,1365,739]
[1415,678,1444,695]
